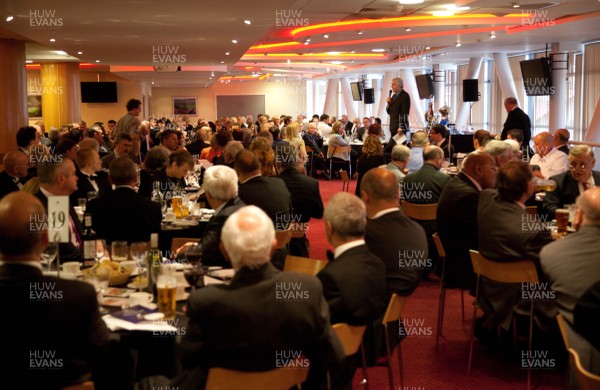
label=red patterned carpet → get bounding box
[305,177,567,390]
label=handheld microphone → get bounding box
[389,89,393,97]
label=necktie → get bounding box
[582,182,590,191]
[70,216,82,249]
[326,250,334,261]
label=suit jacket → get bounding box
[436,172,481,289]
[302,132,323,155]
[355,127,366,142]
[344,121,354,135]
[200,197,245,268]
[278,167,323,223]
[70,170,111,206]
[355,154,386,196]
[557,144,569,155]
[541,170,600,219]
[238,175,292,226]
[317,244,386,326]
[439,138,456,160]
[365,210,426,299]
[501,107,532,146]
[86,187,162,244]
[401,163,450,204]
[574,280,600,354]
[0,170,21,200]
[186,140,210,156]
[386,89,410,135]
[175,262,344,389]
[0,263,110,389]
[100,152,116,171]
[35,190,84,263]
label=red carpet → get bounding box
[305,177,567,389]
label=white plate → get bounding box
[209,269,235,279]
[172,219,199,227]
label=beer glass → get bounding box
[555,209,569,235]
[156,272,177,319]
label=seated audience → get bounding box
[71,148,110,205]
[384,144,411,187]
[185,128,210,155]
[429,124,455,159]
[173,206,344,389]
[553,128,570,155]
[406,131,428,173]
[249,137,276,176]
[0,151,28,200]
[529,132,569,179]
[152,149,194,201]
[355,135,386,196]
[101,133,133,170]
[473,129,491,151]
[484,139,514,167]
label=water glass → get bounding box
[87,191,98,201]
[111,241,129,261]
[40,242,59,272]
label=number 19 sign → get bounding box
[47,196,69,243]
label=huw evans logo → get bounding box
[30,10,63,29]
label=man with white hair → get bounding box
[385,144,411,186]
[198,165,245,268]
[176,205,344,389]
[483,139,514,167]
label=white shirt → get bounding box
[529,147,569,179]
[334,239,366,259]
[371,207,399,220]
[317,122,332,138]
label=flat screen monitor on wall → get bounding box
[520,58,553,96]
[415,74,434,100]
[350,81,364,101]
[80,82,118,103]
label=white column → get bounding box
[378,71,395,121]
[400,69,425,131]
[584,97,600,144]
[549,43,567,132]
[455,57,483,130]
[492,53,519,105]
[340,78,357,119]
[322,78,339,116]
[372,78,381,113]
[433,65,445,111]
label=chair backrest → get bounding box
[400,201,437,221]
[289,222,306,238]
[469,250,539,284]
[62,381,95,390]
[339,170,350,191]
[432,232,446,258]
[305,145,315,154]
[556,313,570,349]
[328,145,352,158]
[206,365,309,390]
[382,293,408,324]
[332,323,367,356]
[284,255,328,275]
[170,237,200,255]
[275,229,292,249]
[567,348,600,390]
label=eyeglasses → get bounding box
[570,162,587,170]
[484,164,498,172]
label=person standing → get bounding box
[115,98,142,162]
[500,97,532,148]
[386,77,411,137]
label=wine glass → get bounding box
[184,244,203,291]
[185,243,202,266]
[87,191,98,201]
[130,242,149,292]
[40,242,59,272]
[78,198,87,213]
[95,239,107,264]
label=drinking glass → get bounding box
[111,241,129,261]
[156,271,177,319]
[130,242,149,292]
[40,242,59,272]
[172,196,183,219]
[185,243,202,266]
[87,191,99,201]
[183,265,204,292]
[96,239,107,264]
[78,198,87,212]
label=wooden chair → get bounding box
[62,382,94,390]
[275,229,292,249]
[332,323,369,390]
[400,201,437,221]
[328,146,352,178]
[289,222,307,239]
[382,293,408,390]
[305,145,315,177]
[556,313,570,349]
[339,170,350,192]
[170,237,199,256]
[433,232,465,350]
[205,364,309,390]
[567,348,600,390]
[468,250,538,390]
[284,255,328,276]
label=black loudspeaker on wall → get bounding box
[363,88,375,104]
[463,79,479,102]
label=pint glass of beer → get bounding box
[156,273,177,319]
[555,209,570,235]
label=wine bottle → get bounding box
[82,213,97,268]
[147,233,161,294]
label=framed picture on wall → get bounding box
[173,96,197,115]
[27,95,42,118]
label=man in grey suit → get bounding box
[542,145,600,219]
[100,133,133,171]
[541,187,600,378]
[174,206,344,389]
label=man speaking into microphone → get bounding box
[385,77,411,154]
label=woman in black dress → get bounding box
[355,135,386,196]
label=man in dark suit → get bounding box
[541,187,600,377]
[386,77,411,136]
[235,150,291,269]
[429,124,455,160]
[35,156,84,263]
[317,192,386,388]
[87,156,161,245]
[355,117,370,142]
[402,146,451,278]
[185,128,210,156]
[500,97,532,147]
[553,128,570,155]
[277,146,324,257]
[541,145,600,219]
[100,132,133,171]
[173,206,344,389]
[0,151,29,200]
[0,192,110,389]
[436,151,497,290]
[70,148,111,205]
[302,123,328,179]
[197,165,245,268]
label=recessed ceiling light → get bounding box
[323,34,329,39]
[95,60,100,63]
[220,61,225,64]
[425,46,431,50]
[330,61,343,65]
[490,32,496,39]
[357,31,363,35]
[225,52,230,55]
[287,59,291,64]
[372,48,385,52]
[513,3,520,8]
[304,41,309,45]
[455,42,461,47]
[54,50,68,56]
[405,28,411,32]
[244,20,251,25]
[444,4,470,11]
[432,11,454,16]
[77,51,83,55]
[399,0,424,4]
[232,39,238,44]
[6,16,13,22]
[49,38,56,42]
[25,60,33,64]
[350,50,355,54]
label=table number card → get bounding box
[47,196,69,243]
